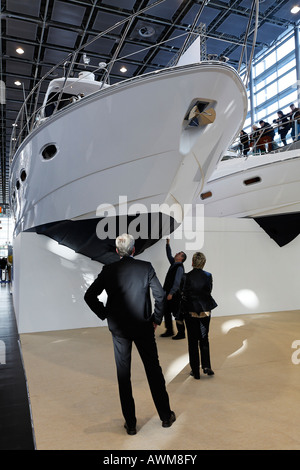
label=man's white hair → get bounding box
[116,233,135,256]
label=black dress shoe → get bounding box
[162,411,176,428]
[172,334,185,340]
[203,368,214,376]
[190,370,200,380]
[124,423,137,435]
[160,331,174,337]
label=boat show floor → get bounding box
[0,284,35,450]
[1,281,300,451]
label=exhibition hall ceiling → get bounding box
[0,0,299,208]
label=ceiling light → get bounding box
[291,5,300,13]
[82,53,90,65]
[120,66,127,73]
[14,80,22,86]
[138,25,155,38]
[16,47,24,54]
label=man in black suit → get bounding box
[84,233,175,435]
[160,239,186,339]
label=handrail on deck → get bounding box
[9,0,167,159]
[231,118,300,157]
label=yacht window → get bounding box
[42,144,57,160]
[20,169,27,182]
[45,92,79,117]
[200,191,212,200]
[243,176,261,186]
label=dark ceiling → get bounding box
[1,0,299,211]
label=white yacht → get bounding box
[199,141,300,246]
[9,45,247,264]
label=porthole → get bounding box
[200,191,212,200]
[16,179,20,190]
[41,143,57,160]
[20,169,27,182]
[243,176,261,186]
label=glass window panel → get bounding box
[266,82,278,100]
[267,102,279,115]
[278,60,296,77]
[279,91,298,109]
[244,117,251,128]
[254,60,264,78]
[277,37,295,61]
[278,70,296,92]
[256,89,266,106]
[248,28,297,134]
[257,109,267,120]
[287,90,298,105]
[255,79,265,92]
[265,51,276,70]
[266,71,277,85]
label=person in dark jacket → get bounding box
[183,252,217,380]
[160,239,186,339]
[275,110,290,146]
[84,233,175,435]
[259,120,275,152]
[239,129,249,156]
[287,103,300,141]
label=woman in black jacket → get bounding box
[183,252,217,379]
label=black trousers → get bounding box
[185,314,212,373]
[163,298,174,333]
[163,298,185,335]
[279,130,289,146]
[112,330,171,427]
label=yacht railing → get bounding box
[229,118,300,158]
[9,0,167,159]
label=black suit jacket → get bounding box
[183,268,217,313]
[84,256,166,338]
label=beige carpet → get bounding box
[20,310,300,450]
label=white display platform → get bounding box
[12,216,300,333]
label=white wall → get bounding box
[13,233,103,333]
[144,216,300,317]
[12,215,300,334]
